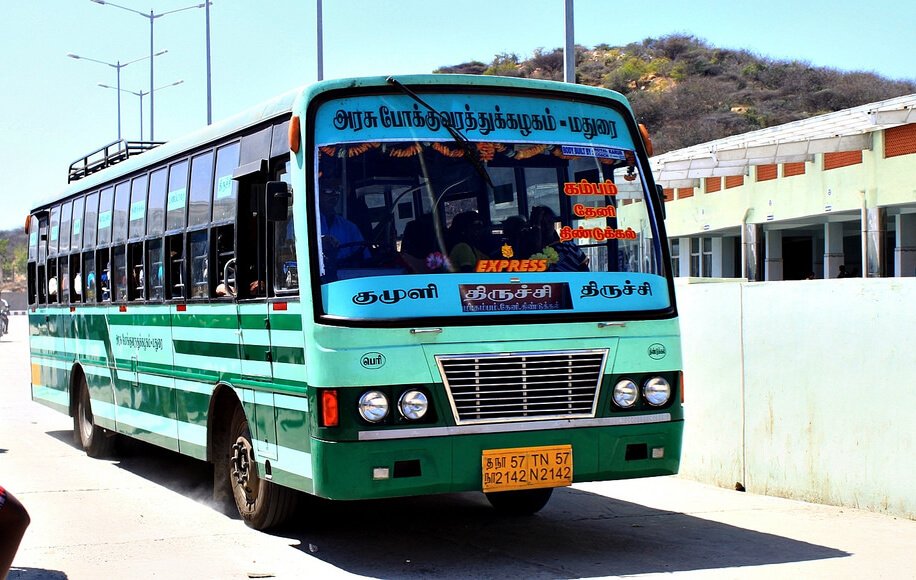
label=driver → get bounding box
[318,180,369,266]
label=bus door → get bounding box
[233,173,279,460]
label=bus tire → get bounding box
[485,487,553,515]
[73,374,115,458]
[227,405,297,530]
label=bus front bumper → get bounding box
[308,419,683,501]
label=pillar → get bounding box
[824,222,844,279]
[765,229,783,281]
[896,213,916,277]
[742,224,763,281]
[864,207,886,278]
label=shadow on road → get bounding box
[45,429,849,578]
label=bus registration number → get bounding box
[482,445,573,492]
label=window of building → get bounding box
[725,175,744,189]
[676,187,694,199]
[690,238,700,276]
[670,239,680,277]
[823,150,862,170]
[756,164,777,181]
[782,162,806,177]
[702,237,713,278]
[705,177,721,193]
[885,123,916,158]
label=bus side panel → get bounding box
[75,310,118,432]
[172,303,240,459]
[29,309,71,414]
[109,306,180,453]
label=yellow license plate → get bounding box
[482,444,573,492]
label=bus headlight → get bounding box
[613,379,639,408]
[398,390,429,420]
[643,377,671,406]
[358,390,389,423]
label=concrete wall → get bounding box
[675,277,916,519]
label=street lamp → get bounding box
[67,50,167,141]
[98,80,184,141]
[90,0,212,140]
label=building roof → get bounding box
[650,93,916,187]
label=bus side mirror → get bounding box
[655,184,667,220]
[266,181,292,222]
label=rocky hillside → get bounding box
[434,35,916,154]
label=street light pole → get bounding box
[90,0,211,139]
[67,50,166,141]
[99,80,184,141]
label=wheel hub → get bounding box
[231,437,259,507]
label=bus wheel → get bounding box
[227,405,297,530]
[485,488,554,515]
[73,375,115,458]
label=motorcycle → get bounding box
[0,302,9,338]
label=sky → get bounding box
[1,0,914,232]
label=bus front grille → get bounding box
[436,349,608,425]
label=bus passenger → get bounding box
[318,180,368,268]
[448,211,489,272]
[530,206,589,272]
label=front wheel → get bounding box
[485,487,554,515]
[73,375,115,458]
[226,405,298,530]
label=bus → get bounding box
[27,74,682,530]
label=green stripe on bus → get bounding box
[174,339,240,359]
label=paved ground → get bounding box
[2,317,914,579]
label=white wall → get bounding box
[675,277,916,519]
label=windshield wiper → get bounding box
[386,76,494,189]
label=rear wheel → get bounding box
[227,405,297,530]
[73,375,115,458]
[485,487,554,515]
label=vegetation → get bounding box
[0,229,28,293]
[434,34,916,154]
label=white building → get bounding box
[649,94,916,280]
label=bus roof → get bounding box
[33,74,630,213]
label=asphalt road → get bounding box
[2,316,914,580]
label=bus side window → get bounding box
[69,254,81,302]
[83,252,96,303]
[147,238,164,302]
[96,248,111,302]
[127,242,145,301]
[166,234,185,300]
[214,224,235,297]
[37,216,48,305]
[59,257,70,304]
[112,245,128,302]
[188,230,209,299]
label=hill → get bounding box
[434,34,916,154]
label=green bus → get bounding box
[27,74,682,529]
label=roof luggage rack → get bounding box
[68,140,164,183]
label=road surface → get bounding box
[1,316,913,579]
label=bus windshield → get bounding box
[313,91,670,321]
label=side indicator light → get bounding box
[288,115,301,154]
[321,389,339,427]
[272,302,287,311]
[680,371,685,404]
